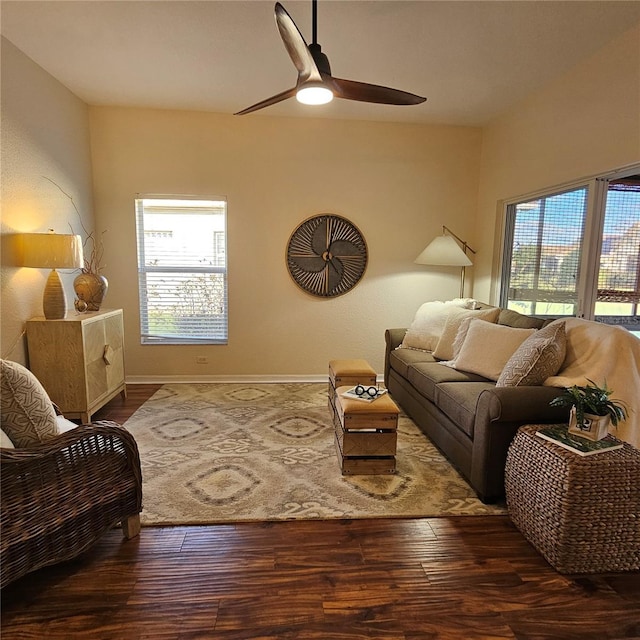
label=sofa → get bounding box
[384,302,569,503]
[0,359,142,588]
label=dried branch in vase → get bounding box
[43,176,107,274]
[81,229,107,275]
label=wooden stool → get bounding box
[328,359,377,419]
[333,386,399,475]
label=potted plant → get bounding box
[549,379,627,441]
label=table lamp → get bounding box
[21,231,84,319]
[415,226,476,297]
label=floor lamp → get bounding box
[21,232,84,319]
[414,226,476,298]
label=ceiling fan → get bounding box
[235,0,426,115]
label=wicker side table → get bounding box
[505,424,640,574]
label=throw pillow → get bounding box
[432,307,500,360]
[0,359,58,447]
[496,320,567,387]
[401,299,476,352]
[453,321,537,381]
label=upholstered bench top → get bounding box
[329,359,376,378]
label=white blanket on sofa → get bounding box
[544,318,640,448]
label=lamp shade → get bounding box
[21,233,83,269]
[414,235,472,267]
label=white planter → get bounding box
[568,406,611,441]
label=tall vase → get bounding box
[73,272,108,311]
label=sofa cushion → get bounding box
[433,307,501,361]
[0,360,58,448]
[453,321,536,381]
[435,381,496,437]
[497,320,567,387]
[407,362,490,402]
[400,299,475,352]
[390,347,437,379]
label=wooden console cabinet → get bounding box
[26,309,127,424]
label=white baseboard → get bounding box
[125,374,330,384]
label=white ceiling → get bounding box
[2,0,640,126]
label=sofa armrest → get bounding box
[385,328,406,351]
[384,328,407,388]
[477,385,567,424]
[470,386,568,502]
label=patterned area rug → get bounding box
[124,383,506,525]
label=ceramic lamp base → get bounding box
[43,269,67,320]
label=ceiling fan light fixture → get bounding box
[296,82,333,105]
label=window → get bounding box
[500,167,640,334]
[135,197,228,344]
[501,187,587,317]
[594,179,640,330]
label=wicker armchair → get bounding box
[1,420,142,589]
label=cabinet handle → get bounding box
[103,344,113,365]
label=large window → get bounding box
[501,187,587,317]
[500,167,640,334]
[135,197,228,344]
[595,179,640,329]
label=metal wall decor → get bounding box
[286,214,368,297]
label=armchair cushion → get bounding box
[56,415,78,434]
[0,360,58,448]
[1,428,15,449]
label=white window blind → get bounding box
[135,197,228,344]
[501,187,588,316]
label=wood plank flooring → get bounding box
[2,384,639,639]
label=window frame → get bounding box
[499,184,590,317]
[135,195,228,345]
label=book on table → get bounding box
[341,387,388,403]
[535,424,623,456]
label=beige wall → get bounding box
[4,19,637,380]
[89,107,481,379]
[1,37,95,365]
[474,23,640,303]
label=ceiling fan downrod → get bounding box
[312,0,318,45]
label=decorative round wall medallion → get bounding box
[286,214,368,298]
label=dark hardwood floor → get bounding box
[2,385,639,639]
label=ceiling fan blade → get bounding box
[234,87,298,115]
[274,2,322,83]
[332,77,426,106]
